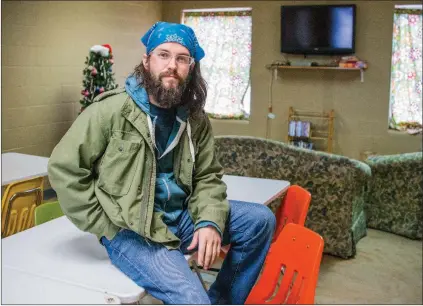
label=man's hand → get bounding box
[187,226,221,270]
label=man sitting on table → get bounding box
[48,21,275,304]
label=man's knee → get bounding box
[249,205,276,234]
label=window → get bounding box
[182,8,252,120]
[388,5,422,131]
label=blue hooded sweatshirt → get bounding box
[125,76,220,235]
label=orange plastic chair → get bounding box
[245,223,324,304]
[272,185,311,242]
[219,185,311,259]
[1,176,44,238]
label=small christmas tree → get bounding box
[79,44,118,113]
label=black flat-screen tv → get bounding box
[281,4,356,55]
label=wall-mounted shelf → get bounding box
[266,65,366,82]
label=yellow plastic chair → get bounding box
[35,201,64,226]
[1,176,44,238]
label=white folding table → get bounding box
[2,217,147,304]
[1,152,49,186]
[223,175,289,205]
[2,175,289,304]
[2,266,122,305]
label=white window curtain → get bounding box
[389,8,422,130]
[183,9,252,119]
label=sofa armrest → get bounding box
[365,152,423,239]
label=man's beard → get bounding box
[143,68,188,109]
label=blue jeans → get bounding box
[100,200,276,304]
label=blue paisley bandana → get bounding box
[141,21,205,62]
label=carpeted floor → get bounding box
[316,229,422,304]
[140,228,423,304]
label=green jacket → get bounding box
[48,89,229,249]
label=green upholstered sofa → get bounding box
[214,136,371,259]
[365,152,423,240]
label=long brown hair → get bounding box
[133,59,207,119]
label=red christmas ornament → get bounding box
[109,59,114,65]
[91,67,98,76]
[99,87,105,93]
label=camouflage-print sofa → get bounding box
[214,136,371,259]
[365,152,423,239]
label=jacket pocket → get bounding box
[98,138,142,196]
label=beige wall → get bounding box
[163,0,422,159]
[2,1,162,157]
[2,0,421,160]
